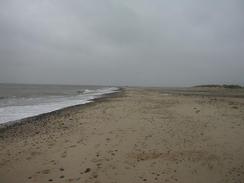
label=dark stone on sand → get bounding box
[59,168,64,171]
[84,168,91,173]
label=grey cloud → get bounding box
[0,0,243,86]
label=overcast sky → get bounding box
[0,0,243,86]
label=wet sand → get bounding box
[0,88,244,183]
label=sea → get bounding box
[0,83,119,125]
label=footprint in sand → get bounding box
[76,139,83,144]
[69,145,77,148]
[49,160,56,165]
[61,151,67,158]
[42,169,50,174]
[93,174,98,179]
[67,178,80,182]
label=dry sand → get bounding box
[0,88,244,183]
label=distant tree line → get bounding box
[194,84,243,89]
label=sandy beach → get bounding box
[0,87,244,183]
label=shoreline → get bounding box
[0,89,123,133]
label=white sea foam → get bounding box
[0,87,119,124]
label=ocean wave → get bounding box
[0,87,119,124]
